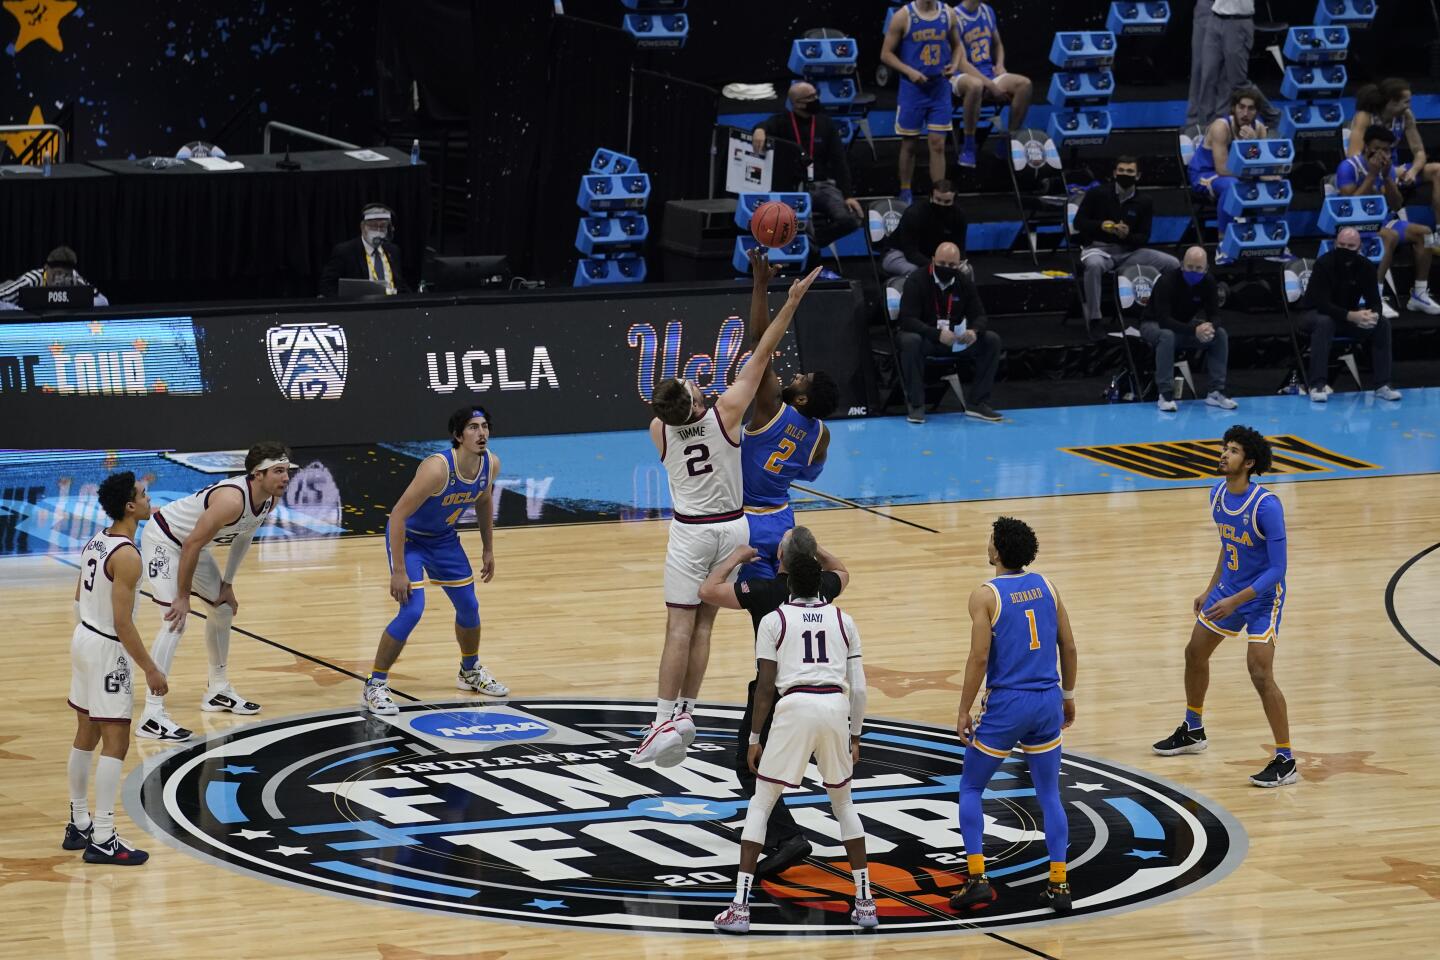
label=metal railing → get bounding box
[262,121,359,154]
[0,124,66,163]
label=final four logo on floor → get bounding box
[129,699,1245,935]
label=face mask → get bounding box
[363,229,386,248]
[934,265,959,285]
[1182,270,1206,286]
[1114,174,1136,190]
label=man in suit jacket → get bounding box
[320,203,409,297]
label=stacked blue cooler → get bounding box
[1317,194,1389,263]
[575,149,651,287]
[1217,139,1295,261]
[787,35,860,145]
[621,0,688,48]
[733,193,811,274]
[1046,32,1116,149]
[1278,25,1348,143]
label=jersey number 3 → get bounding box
[1225,543,1240,571]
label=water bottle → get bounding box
[43,154,51,177]
[1105,374,1121,403]
[1280,370,1300,396]
[409,139,420,166]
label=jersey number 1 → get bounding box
[801,629,829,663]
[1025,608,1040,651]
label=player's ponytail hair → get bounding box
[787,552,824,600]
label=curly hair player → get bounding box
[1152,425,1297,788]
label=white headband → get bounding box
[252,457,291,474]
[362,208,393,222]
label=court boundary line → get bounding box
[50,555,421,702]
[790,483,941,533]
[1385,542,1440,669]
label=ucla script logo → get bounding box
[131,699,1244,935]
[627,317,764,402]
[266,323,348,400]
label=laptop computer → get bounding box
[18,285,95,311]
[337,277,390,299]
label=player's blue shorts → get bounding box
[896,74,954,136]
[970,686,1064,758]
[387,527,475,589]
[739,505,793,581]
[1198,581,1284,643]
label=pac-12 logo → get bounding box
[265,323,348,400]
[132,699,1245,936]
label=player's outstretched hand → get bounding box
[480,549,495,583]
[747,246,774,286]
[389,569,412,604]
[747,742,763,774]
[1062,698,1076,729]
[786,266,824,303]
[146,668,169,698]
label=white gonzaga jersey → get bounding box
[756,600,860,694]
[661,406,743,521]
[151,475,275,547]
[77,531,140,637]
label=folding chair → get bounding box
[1006,127,1070,266]
[1282,256,1362,394]
[1178,123,1218,246]
[1112,263,1196,401]
[864,197,909,288]
[880,276,967,412]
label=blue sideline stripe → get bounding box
[203,781,247,824]
[313,860,481,897]
[988,855,1050,878]
[309,746,401,778]
[1104,796,1165,840]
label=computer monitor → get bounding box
[425,255,512,292]
[18,285,95,311]
[336,278,390,299]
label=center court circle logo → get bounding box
[409,710,550,741]
[129,699,1246,936]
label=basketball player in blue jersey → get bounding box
[1153,425,1297,788]
[950,517,1078,914]
[739,249,839,580]
[1188,87,1266,264]
[882,0,963,202]
[1348,79,1440,245]
[949,1,1032,169]
[363,407,508,715]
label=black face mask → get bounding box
[934,265,960,284]
[1114,174,1137,190]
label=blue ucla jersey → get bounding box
[899,2,953,80]
[1188,117,1234,183]
[983,572,1060,691]
[741,404,825,507]
[954,2,998,74]
[1210,481,1284,597]
[406,448,491,536]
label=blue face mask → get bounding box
[1182,270,1206,286]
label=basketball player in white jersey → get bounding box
[65,472,168,865]
[713,552,874,933]
[136,441,291,740]
[632,261,821,767]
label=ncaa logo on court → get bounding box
[265,322,348,401]
[131,699,1245,936]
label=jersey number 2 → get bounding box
[1025,608,1040,651]
[764,438,797,474]
[684,444,712,477]
[801,629,829,663]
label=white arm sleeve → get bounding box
[222,530,255,583]
[843,613,865,736]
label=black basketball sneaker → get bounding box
[1152,723,1208,756]
[949,874,997,911]
[1249,754,1299,788]
[62,820,92,851]
[1038,881,1072,912]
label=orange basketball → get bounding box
[750,200,798,248]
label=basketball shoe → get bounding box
[136,709,192,742]
[713,902,750,933]
[1249,754,1299,788]
[1038,881,1072,912]
[83,832,149,866]
[949,874,997,911]
[630,719,683,765]
[363,680,399,716]
[672,711,696,747]
[851,898,879,928]
[62,820,92,851]
[1152,723,1207,755]
[202,684,261,715]
[457,665,509,697]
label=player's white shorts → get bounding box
[68,623,135,722]
[756,690,854,789]
[663,516,749,607]
[141,520,223,607]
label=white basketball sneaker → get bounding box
[852,897,880,928]
[672,711,697,747]
[363,681,399,716]
[202,684,261,715]
[457,665,509,697]
[713,901,751,933]
[630,719,682,765]
[136,709,193,742]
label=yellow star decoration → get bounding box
[0,104,59,164]
[4,0,76,52]
[1346,857,1440,901]
[0,854,73,887]
[863,664,963,698]
[0,735,32,760]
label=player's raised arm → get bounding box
[386,455,449,603]
[745,248,783,425]
[956,584,996,743]
[165,486,245,632]
[716,266,821,434]
[699,545,759,609]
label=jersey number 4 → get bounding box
[801,629,829,663]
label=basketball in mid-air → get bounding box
[750,200,798,248]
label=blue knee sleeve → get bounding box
[386,588,425,642]
[958,746,1006,860]
[1025,747,1069,863]
[442,584,480,629]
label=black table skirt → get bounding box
[1,149,429,303]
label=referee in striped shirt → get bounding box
[0,246,109,309]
